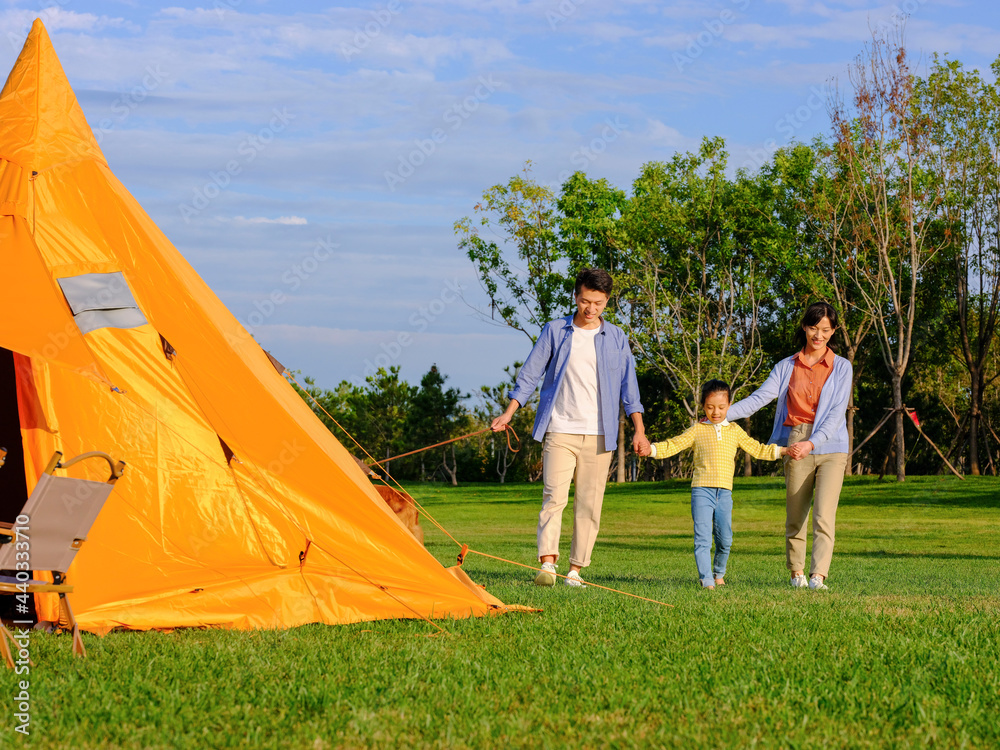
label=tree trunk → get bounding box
[892,374,905,482]
[879,424,896,482]
[617,405,626,484]
[969,373,981,476]
[982,420,997,476]
[845,397,855,477]
[497,445,508,484]
[441,446,458,487]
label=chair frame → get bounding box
[0,450,125,666]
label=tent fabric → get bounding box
[1,20,509,633]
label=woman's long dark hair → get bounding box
[794,302,839,351]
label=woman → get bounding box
[727,302,852,590]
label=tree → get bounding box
[557,171,629,275]
[290,367,416,471]
[781,140,876,473]
[828,28,948,481]
[617,137,767,420]
[408,365,468,485]
[917,55,1000,474]
[455,162,568,342]
[357,366,417,465]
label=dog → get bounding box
[373,485,424,545]
[353,456,425,545]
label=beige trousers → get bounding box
[784,423,848,578]
[538,433,614,568]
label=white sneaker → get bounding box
[809,575,828,590]
[533,562,557,587]
[790,574,808,588]
[564,570,586,588]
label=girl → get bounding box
[639,380,787,589]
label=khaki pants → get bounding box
[538,433,614,568]
[784,423,848,578]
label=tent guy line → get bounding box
[286,373,677,610]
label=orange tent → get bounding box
[0,20,508,633]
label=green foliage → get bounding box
[476,362,542,483]
[556,171,628,276]
[616,137,771,416]
[407,365,470,483]
[454,162,570,341]
[914,54,1000,474]
[291,366,416,465]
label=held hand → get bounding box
[491,413,511,432]
[787,441,814,460]
[633,434,651,456]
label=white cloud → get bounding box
[0,8,126,35]
[645,119,692,149]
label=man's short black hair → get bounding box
[701,379,731,405]
[574,268,613,296]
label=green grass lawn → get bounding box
[3,476,999,748]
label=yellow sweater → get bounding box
[651,421,782,490]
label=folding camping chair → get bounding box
[0,450,125,666]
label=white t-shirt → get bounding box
[547,322,603,435]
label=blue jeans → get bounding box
[690,487,733,587]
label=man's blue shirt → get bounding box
[508,315,644,452]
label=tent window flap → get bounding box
[57,272,148,335]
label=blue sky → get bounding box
[3,0,999,399]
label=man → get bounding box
[491,268,648,587]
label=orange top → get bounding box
[784,347,835,426]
